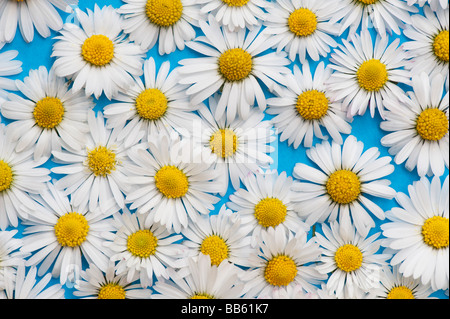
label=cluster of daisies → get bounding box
[0,0,448,300]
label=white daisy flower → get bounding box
[51,110,135,214]
[0,0,77,44]
[406,0,448,11]
[0,50,22,104]
[51,5,146,100]
[291,135,396,237]
[262,0,339,63]
[402,6,449,90]
[20,182,116,285]
[103,208,187,288]
[1,66,94,161]
[0,124,51,230]
[73,262,152,299]
[151,253,245,299]
[380,72,448,177]
[103,57,201,148]
[381,175,449,291]
[315,220,391,299]
[178,14,291,122]
[118,0,203,55]
[0,230,28,291]
[327,29,411,119]
[125,134,222,233]
[240,226,326,298]
[266,61,352,149]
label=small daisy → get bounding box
[402,6,449,90]
[20,182,116,285]
[315,220,391,299]
[103,208,187,288]
[151,253,245,299]
[327,29,411,119]
[406,0,449,11]
[51,5,146,100]
[266,61,352,149]
[1,66,94,161]
[0,0,77,44]
[262,0,339,63]
[0,230,28,291]
[380,72,448,177]
[118,0,203,55]
[103,57,201,147]
[381,175,449,291]
[291,135,396,236]
[240,226,325,298]
[51,110,134,214]
[73,262,152,299]
[178,14,291,122]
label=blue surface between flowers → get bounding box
[0,0,448,299]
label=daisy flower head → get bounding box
[406,0,449,11]
[0,230,28,291]
[51,5,146,100]
[291,135,397,237]
[266,61,352,149]
[380,72,449,177]
[1,66,94,161]
[327,29,411,119]
[0,50,22,102]
[381,175,449,291]
[178,14,291,122]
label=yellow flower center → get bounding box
[0,160,13,192]
[209,129,239,159]
[326,170,361,205]
[127,229,158,258]
[296,90,329,120]
[422,216,449,249]
[97,283,126,299]
[135,88,168,121]
[218,48,253,82]
[356,59,389,92]
[334,244,363,273]
[264,255,298,286]
[221,0,249,7]
[33,97,65,129]
[155,165,189,198]
[433,30,449,63]
[54,212,89,248]
[81,35,114,67]
[288,8,318,37]
[416,108,449,141]
[200,235,229,266]
[357,0,378,4]
[87,146,117,177]
[190,293,214,299]
[254,198,287,228]
[386,286,415,299]
[146,0,183,27]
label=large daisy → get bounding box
[380,72,448,177]
[291,135,396,237]
[1,66,94,161]
[406,0,449,11]
[178,14,291,122]
[0,50,22,104]
[51,5,146,99]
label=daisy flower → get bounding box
[380,72,448,177]
[0,124,51,230]
[0,0,77,44]
[20,182,116,285]
[1,66,94,161]
[240,226,325,298]
[381,175,449,291]
[118,0,203,55]
[125,134,222,233]
[0,230,28,291]
[327,29,411,119]
[51,110,134,214]
[291,135,396,237]
[402,6,449,90]
[73,262,152,299]
[178,15,291,122]
[262,0,339,63]
[103,208,187,288]
[0,50,22,103]
[315,220,391,299]
[406,0,448,11]
[266,61,352,149]
[51,5,146,100]
[151,253,245,299]
[103,57,201,147]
